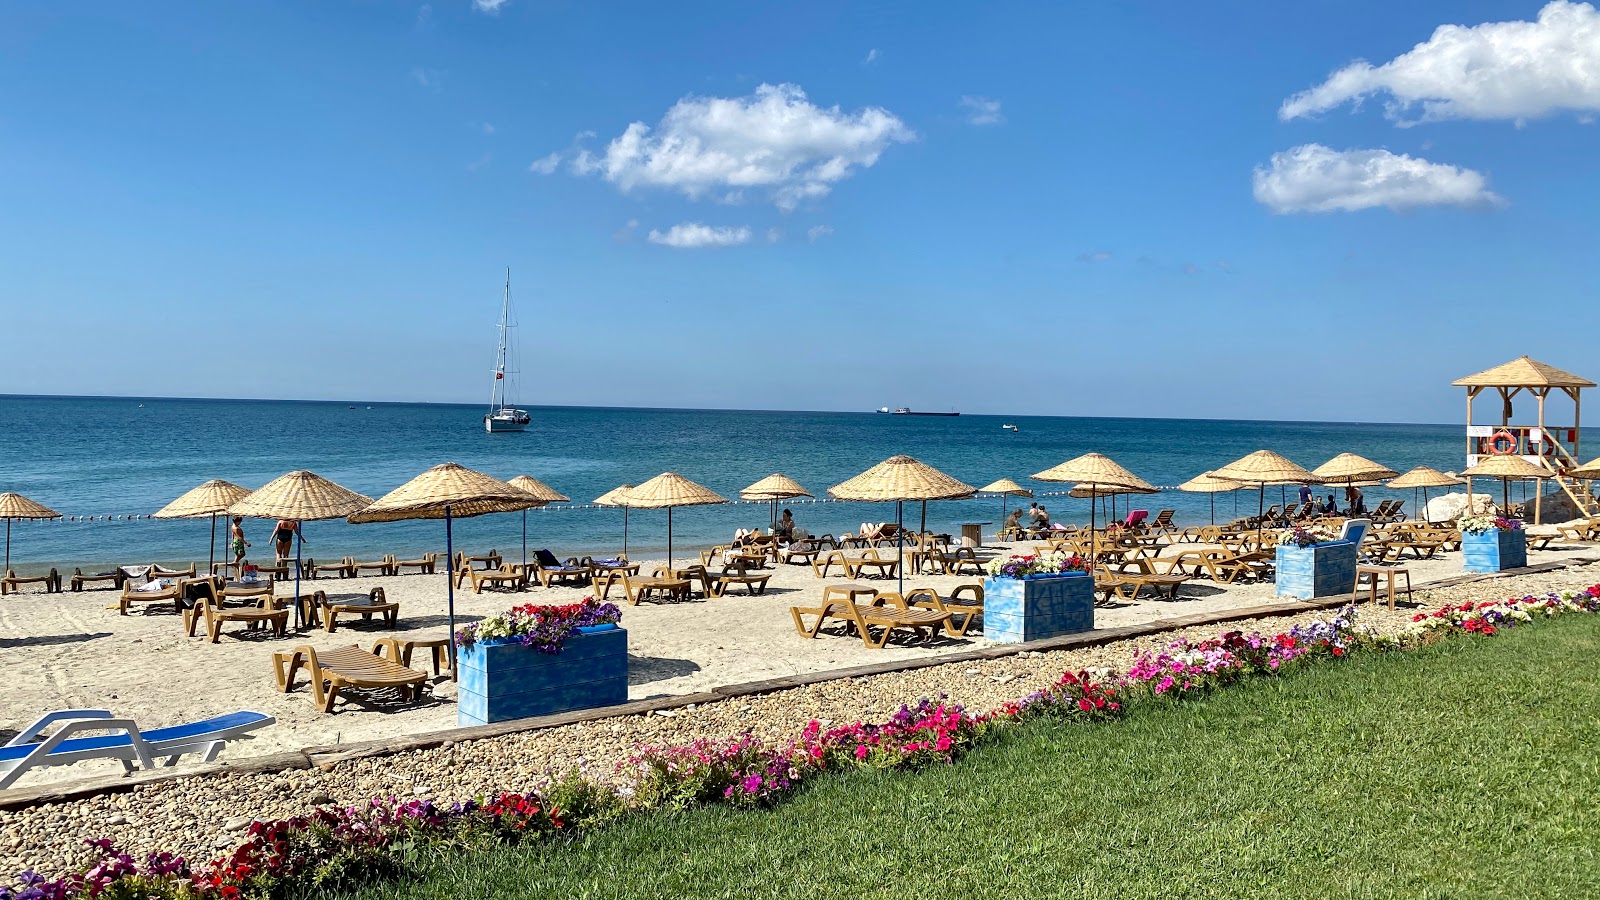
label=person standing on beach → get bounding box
[272,518,301,560]
[1344,484,1366,515]
[1298,482,1313,508]
[230,516,249,574]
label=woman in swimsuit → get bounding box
[230,516,250,574]
[272,518,300,560]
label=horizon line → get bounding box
[0,390,1470,429]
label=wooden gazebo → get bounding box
[1452,356,1596,522]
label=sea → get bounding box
[0,395,1563,575]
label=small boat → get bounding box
[484,269,532,433]
[892,408,960,417]
[1003,424,1019,432]
[875,407,890,414]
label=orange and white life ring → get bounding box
[1488,431,1517,455]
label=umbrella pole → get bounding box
[521,509,527,569]
[293,530,304,629]
[920,500,927,537]
[623,508,629,557]
[209,513,217,576]
[1089,482,1097,567]
[5,519,9,572]
[667,506,673,571]
[1257,485,1265,541]
[1210,493,1215,526]
[445,504,457,678]
[896,500,904,595]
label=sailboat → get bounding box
[484,269,532,433]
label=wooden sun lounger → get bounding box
[306,556,357,579]
[905,585,984,637]
[0,709,275,789]
[463,564,528,594]
[118,577,187,614]
[2,568,62,595]
[183,583,290,643]
[790,591,951,648]
[1555,518,1600,543]
[306,587,400,633]
[272,642,428,713]
[1095,566,1191,603]
[592,570,691,605]
[69,567,124,592]
[351,555,396,577]
[393,552,439,575]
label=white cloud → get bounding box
[646,222,753,249]
[613,219,640,242]
[766,227,783,243]
[472,0,509,13]
[416,4,433,26]
[863,48,879,65]
[1252,144,1503,214]
[577,83,914,211]
[960,95,1004,125]
[1075,250,1113,263]
[807,224,833,242]
[1181,262,1200,275]
[1281,1,1600,125]
[528,152,561,175]
[482,122,496,136]
[409,67,441,91]
[466,151,492,172]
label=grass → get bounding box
[340,615,1600,900]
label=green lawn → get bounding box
[339,616,1600,900]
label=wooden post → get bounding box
[1536,389,1548,524]
[1465,387,1476,517]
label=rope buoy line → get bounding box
[24,488,1190,524]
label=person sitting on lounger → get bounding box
[1004,508,1024,533]
[774,509,796,541]
[1029,504,1051,530]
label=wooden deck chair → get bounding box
[789,592,950,648]
[272,642,428,713]
[2,568,61,595]
[308,587,401,633]
[118,575,185,615]
[183,580,290,642]
[463,563,528,594]
[0,709,275,789]
[351,555,396,576]
[393,552,439,575]
[306,556,357,580]
[905,585,984,637]
[69,568,124,592]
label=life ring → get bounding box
[1488,431,1517,455]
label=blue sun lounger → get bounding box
[0,709,275,790]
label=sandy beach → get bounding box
[3,535,1596,791]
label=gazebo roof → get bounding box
[1451,356,1594,389]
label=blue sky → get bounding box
[2,1,1597,422]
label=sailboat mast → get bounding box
[489,269,511,412]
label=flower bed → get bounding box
[1460,517,1527,573]
[454,597,622,652]
[8,585,1599,900]
[454,598,628,727]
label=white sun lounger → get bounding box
[0,709,275,789]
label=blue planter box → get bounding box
[1462,529,1527,573]
[983,573,1094,643]
[1275,542,1358,599]
[456,625,629,727]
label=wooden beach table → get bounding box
[953,521,991,548]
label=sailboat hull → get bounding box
[485,410,531,433]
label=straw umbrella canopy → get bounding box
[0,493,62,573]
[230,471,373,626]
[739,474,813,532]
[153,479,252,575]
[506,475,570,567]
[350,462,545,660]
[1068,480,1160,525]
[1212,451,1323,536]
[1030,453,1148,563]
[1312,453,1398,515]
[625,473,729,571]
[1178,472,1245,525]
[593,484,636,555]
[1567,458,1600,480]
[830,455,975,593]
[1460,455,1554,516]
[979,478,1033,525]
[1387,467,1463,523]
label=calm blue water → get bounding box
[0,395,1569,574]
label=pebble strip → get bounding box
[3,563,1596,877]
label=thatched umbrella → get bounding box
[153,480,252,575]
[830,455,975,593]
[625,473,729,570]
[1460,455,1553,520]
[1387,467,1462,523]
[740,474,813,532]
[231,471,372,626]
[1569,458,1600,480]
[594,484,636,555]
[1178,472,1245,525]
[1212,451,1323,538]
[506,475,569,567]
[0,493,62,573]
[1031,452,1148,563]
[351,462,544,659]
[1312,453,1399,516]
[979,478,1032,526]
